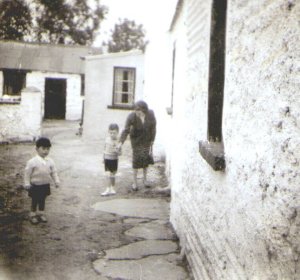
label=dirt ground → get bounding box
[0,120,172,280]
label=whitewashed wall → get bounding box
[26,72,83,120]
[83,51,144,141]
[0,72,3,97]
[143,32,173,161]
[0,87,42,142]
[146,0,300,279]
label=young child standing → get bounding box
[24,137,60,224]
[101,123,121,196]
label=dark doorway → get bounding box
[44,78,66,119]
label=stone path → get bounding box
[0,120,191,280]
[91,198,190,280]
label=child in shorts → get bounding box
[101,123,121,196]
[24,137,60,224]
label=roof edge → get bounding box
[83,49,144,60]
[0,39,102,52]
[169,0,184,32]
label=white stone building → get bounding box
[82,50,144,140]
[0,86,43,142]
[144,0,300,279]
[0,40,101,121]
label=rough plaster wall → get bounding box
[83,53,144,141]
[0,104,23,142]
[26,72,82,120]
[65,75,82,120]
[167,0,300,279]
[223,0,300,278]
[167,1,223,279]
[0,72,3,97]
[20,89,42,138]
[0,89,42,142]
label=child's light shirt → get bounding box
[24,155,60,186]
[104,136,120,160]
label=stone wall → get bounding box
[146,0,300,279]
[0,87,42,142]
[0,72,3,95]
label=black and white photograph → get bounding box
[0,0,299,279]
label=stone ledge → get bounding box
[0,98,21,105]
[107,105,134,110]
[199,140,226,171]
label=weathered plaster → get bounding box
[0,72,3,97]
[145,0,300,279]
[0,87,42,142]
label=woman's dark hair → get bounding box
[109,123,119,131]
[134,100,148,113]
[36,137,51,148]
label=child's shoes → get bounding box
[143,180,152,188]
[101,187,117,196]
[29,213,39,225]
[131,184,138,191]
[39,214,47,223]
[101,188,111,196]
[109,187,116,195]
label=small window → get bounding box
[80,74,85,96]
[199,0,227,171]
[167,42,176,116]
[207,0,227,142]
[3,69,26,96]
[113,67,135,107]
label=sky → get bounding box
[93,0,178,47]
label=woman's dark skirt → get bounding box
[132,145,151,169]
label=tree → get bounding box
[0,0,107,45]
[35,0,107,45]
[0,0,32,41]
[105,18,147,53]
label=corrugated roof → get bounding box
[0,40,102,74]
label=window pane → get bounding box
[122,82,129,92]
[115,93,122,103]
[113,67,135,106]
[122,93,129,103]
[123,71,129,80]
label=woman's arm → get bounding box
[119,112,134,144]
[148,110,157,143]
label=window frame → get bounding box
[199,0,227,171]
[111,66,136,109]
[2,69,27,96]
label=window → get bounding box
[80,74,85,96]
[167,42,176,116]
[112,67,135,107]
[207,0,227,142]
[3,69,26,95]
[199,0,227,171]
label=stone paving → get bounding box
[91,198,190,279]
[54,121,191,279]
